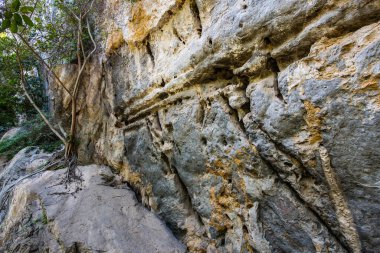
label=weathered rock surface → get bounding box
[0,147,53,223]
[49,0,380,252]
[0,164,186,253]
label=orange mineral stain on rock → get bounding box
[209,186,234,232]
[120,162,142,187]
[128,2,152,42]
[207,159,232,179]
[303,100,322,145]
[354,78,380,106]
[359,79,379,92]
[106,30,125,55]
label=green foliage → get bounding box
[0,0,34,33]
[25,0,89,64]
[0,83,19,127]
[0,34,23,127]
[0,34,46,129]
[0,2,45,129]
[0,119,62,160]
[0,0,96,152]
[0,0,96,134]
[10,0,21,12]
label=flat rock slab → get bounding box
[0,165,186,253]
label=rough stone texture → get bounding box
[50,1,380,252]
[0,147,53,222]
[0,165,186,253]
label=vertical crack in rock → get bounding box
[267,56,285,102]
[319,146,361,253]
[190,0,202,36]
[195,99,206,125]
[246,119,350,250]
[146,38,155,66]
[145,112,206,248]
[173,26,186,45]
[252,117,313,181]
[171,163,205,227]
[256,149,350,252]
[155,111,163,132]
[219,93,248,134]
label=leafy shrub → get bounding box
[0,119,62,159]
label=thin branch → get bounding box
[16,34,72,97]
[65,18,97,158]
[58,123,67,138]
[82,0,95,18]
[58,0,80,21]
[87,18,97,56]
[72,18,97,98]
[14,45,67,144]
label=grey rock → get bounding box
[0,165,186,253]
[45,1,380,252]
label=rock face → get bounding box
[0,164,186,253]
[0,147,53,223]
[50,1,380,252]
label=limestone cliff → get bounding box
[49,0,380,252]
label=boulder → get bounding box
[0,165,185,253]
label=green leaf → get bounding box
[1,19,11,31]
[4,11,13,19]
[10,18,18,33]
[22,15,34,27]
[20,6,34,13]
[10,0,21,12]
[13,13,23,26]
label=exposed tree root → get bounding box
[64,154,83,184]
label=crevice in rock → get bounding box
[161,152,173,175]
[125,108,158,127]
[219,94,249,135]
[173,26,186,45]
[200,67,235,83]
[263,37,272,47]
[159,92,169,100]
[146,39,155,66]
[319,146,362,252]
[267,56,285,102]
[196,100,206,125]
[171,165,205,229]
[123,120,145,132]
[190,0,202,36]
[250,124,350,251]
[257,153,350,252]
[145,115,205,235]
[160,78,166,87]
[255,122,322,182]
[125,91,195,127]
[174,142,182,155]
[155,112,163,132]
[125,181,143,203]
[65,241,97,253]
